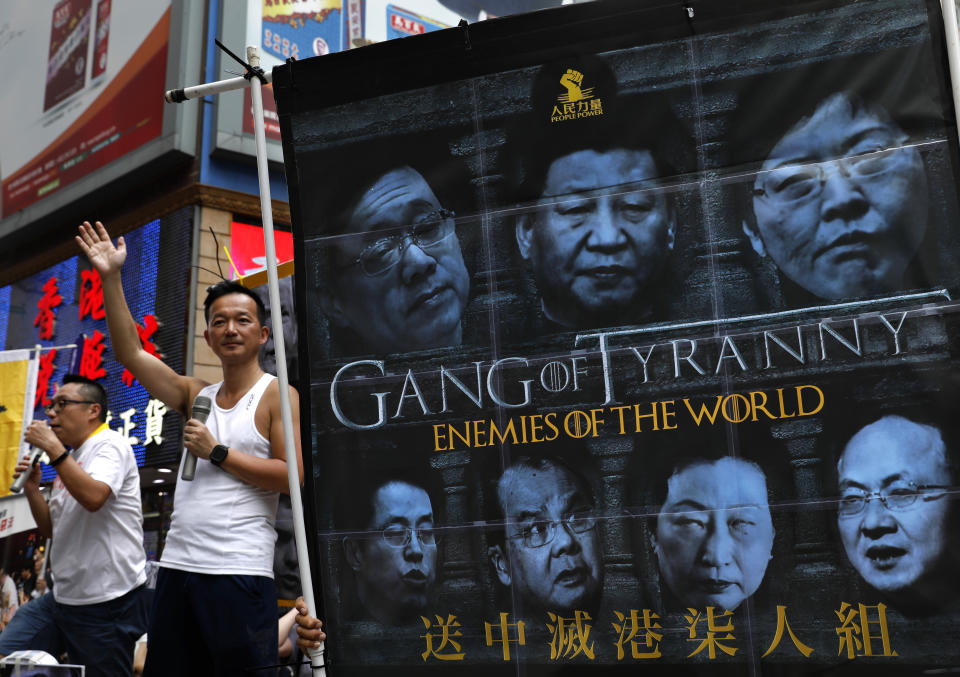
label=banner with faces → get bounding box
[276,0,960,673]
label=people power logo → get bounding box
[551,69,604,123]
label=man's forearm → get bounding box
[52,455,111,512]
[218,451,292,494]
[24,488,51,538]
[100,272,144,366]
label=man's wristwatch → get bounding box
[48,451,69,468]
[209,444,229,467]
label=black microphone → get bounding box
[181,396,212,481]
[10,447,42,494]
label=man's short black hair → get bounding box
[204,280,267,327]
[63,374,108,422]
[335,465,441,534]
[725,43,946,173]
[831,400,960,489]
[301,130,475,295]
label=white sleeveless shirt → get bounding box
[160,373,279,577]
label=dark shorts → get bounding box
[0,586,151,677]
[143,569,278,677]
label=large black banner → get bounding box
[275,0,960,673]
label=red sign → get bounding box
[2,8,170,217]
[229,221,294,277]
[79,330,107,381]
[35,350,58,409]
[78,269,105,320]
[390,12,425,35]
[243,83,282,142]
[45,0,92,112]
[34,277,63,341]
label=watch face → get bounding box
[211,445,228,465]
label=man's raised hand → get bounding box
[76,221,126,277]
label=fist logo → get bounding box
[557,69,594,103]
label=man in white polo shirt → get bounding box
[0,375,150,677]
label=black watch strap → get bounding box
[210,444,229,467]
[48,451,69,468]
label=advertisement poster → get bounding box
[385,5,449,40]
[276,0,960,673]
[242,0,358,143]
[0,0,170,217]
[0,210,192,472]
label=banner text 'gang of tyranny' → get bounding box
[276,0,960,673]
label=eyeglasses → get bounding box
[381,525,439,548]
[753,144,908,205]
[345,208,456,277]
[43,399,96,413]
[510,511,597,549]
[838,482,950,517]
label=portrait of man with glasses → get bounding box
[487,453,603,615]
[742,87,931,303]
[339,469,441,626]
[313,134,473,356]
[836,414,958,614]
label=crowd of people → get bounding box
[0,552,50,628]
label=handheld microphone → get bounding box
[10,447,42,494]
[181,396,212,481]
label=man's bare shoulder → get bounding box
[255,378,299,437]
[183,375,215,412]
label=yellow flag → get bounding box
[0,350,38,499]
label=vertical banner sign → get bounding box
[276,0,960,674]
[0,350,39,499]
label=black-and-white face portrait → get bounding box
[488,458,603,614]
[837,415,954,608]
[344,480,439,625]
[320,166,471,354]
[652,457,775,611]
[254,276,298,377]
[745,91,929,301]
[516,148,675,329]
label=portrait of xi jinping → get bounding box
[508,57,694,331]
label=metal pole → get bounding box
[246,46,325,675]
[163,69,272,103]
[942,0,960,142]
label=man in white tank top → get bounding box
[78,221,309,675]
